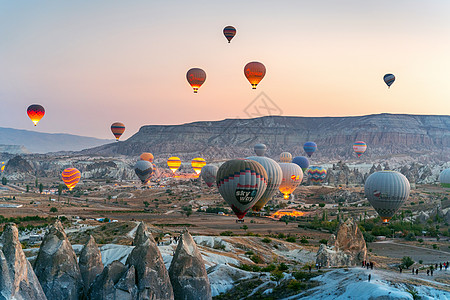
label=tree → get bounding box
[39,183,43,194]
[241,225,248,231]
[401,256,414,269]
[35,178,38,188]
[50,207,58,213]
[26,185,29,192]
[1,177,7,185]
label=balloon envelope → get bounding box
[364,171,410,223]
[254,144,267,156]
[140,152,154,162]
[201,164,218,187]
[439,168,450,188]
[280,152,292,163]
[167,157,181,174]
[191,157,206,175]
[186,68,206,93]
[111,122,125,141]
[303,142,317,157]
[27,104,45,126]
[62,168,81,191]
[353,141,367,157]
[292,156,310,172]
[279,163,303,200]
[244,62,266,89]
[223,26,236,43]
[134,160,153,184]
[216,159,267,219]
[383,74,395,88]
[306,166,327,183]
[247,156,283,211]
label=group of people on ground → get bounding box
[362,260,374,270]
[403,261,448,276]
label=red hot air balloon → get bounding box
[223,26,236,43]
[186,68,206,93]
[62,168,81,191]
[244,62,266,89]
[27,104,45,126]
[111,122,125,141]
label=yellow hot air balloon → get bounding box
[191,157,206,175]
[62,168,81,191]
[1,162,5,173]
[279,163,303,200]
[280,152,292,163]
[167,157,181,174]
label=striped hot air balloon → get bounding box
[62,168,81,191]
[191,157,206,175]
[439,168,450,188]
[134,160,153,184]
[201,164,218,187]
[223,26,236,43]
[111,122,125,141]
[279,163,303,200]
[353,141,367,158]
[247,156,283,211]
[140,152,154,162]
[280,152,292,163]
[254,144,267,156]
[27,104,45,126]
[1,162,5,173]
[244,62,266,89]
[292,156,310,172]
[303,142,317,157]
[167,157,181,174]
[216,159,267,219]
[383,74,395,88]
[365,171,410,223]
[306,166,327,184]
[186,68,206,93]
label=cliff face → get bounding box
[82,114,450,162]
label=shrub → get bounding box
[319,239,328,244]
[418,238,424,243]
[278,263,289,271]
[50,207,58,213]
[319,203,325,207]
[262,237,272,243]
[220,231,234,236]
[250,254,263,264]
[405,232,416,241]
[300,237,309,244]
[286,236,296,243]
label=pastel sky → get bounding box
[1,1,449,139]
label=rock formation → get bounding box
[169,230,211,300]
[0,223,47,300]
[33,220,84,300]
[316,218,367,267]
[126,222,174,299]
[79,235,104,294]
[133,222,151,246]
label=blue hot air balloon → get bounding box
[383,74,395,88]
[292,156,310,172]
[303,142,317,157]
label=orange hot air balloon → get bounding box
[140,152,154,162]
[191,157,206,175]
[186,68,206,93]
[167,156,181,174]
[27,104,45,126]
[62,168,81,191]
[244,62,266,89]
[111,122,125,141]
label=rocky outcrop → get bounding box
[316,218,366,267]
[126,223,174,299]
[169,230,211,300]
[133,222,151,246]
[0,223,47,300]
[79,235,104,294]
[4,155,33,175]
[33,220,84,300]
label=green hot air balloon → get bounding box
[364,171,410,224]
[134,160,153,184]
[247,156,283,211]
[216,159,268,219]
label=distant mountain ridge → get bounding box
[81,113,450,163]
[0,127,113,154]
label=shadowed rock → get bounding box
[88,260,128,300]
[126,224,174,299]
[169,230,211,300]
[133,222,151,246]
[79,235,103,294]
[33,220,83,300]
[0,223,47,300]
[114,265,138,300]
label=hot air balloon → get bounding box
[439,168,450,188]
[254,144,267,156]
[62,168,81,191]
[111,122,125,141]
[216,159,267,219]
[306,166,327,183]
[383,74,395,88]
[167,157,181,174]
[247,156,283,211]
[191,157,206,175]
[364,171,410,223]
[201,164,219,187]
[27,104,45,126]
[223,26,236,43]
[303,142,317,157]
[280,152,292,163]
[134,160,153,184]
[353,141,367,158]
[140,152,154,162]
[292,156,310,172]
[1,162,4,173]
[244,62,266,89]
[279,163,303,200]
[186,68,206,93]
